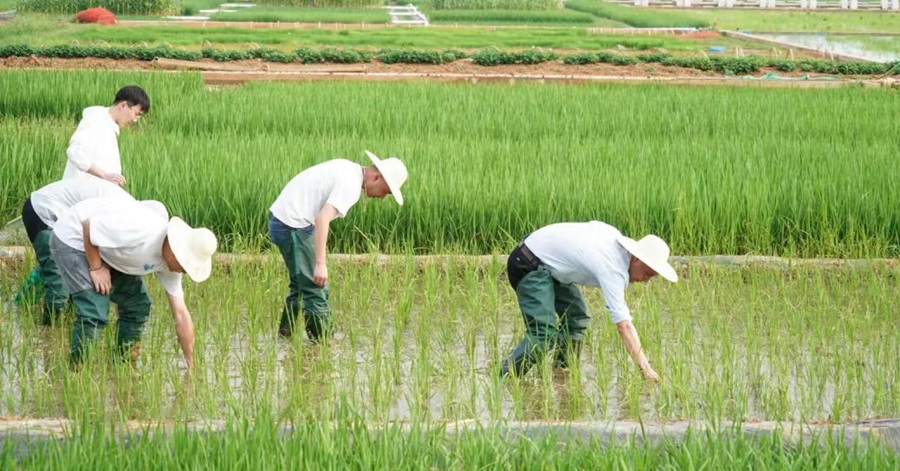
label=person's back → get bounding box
[269,159,363,228]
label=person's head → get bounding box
[618,235,678,284]
[110,85,150,128]
[165,217,218,282]
[140,200,217,282]
[364,150,407,205]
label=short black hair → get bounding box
[113,85,151,114]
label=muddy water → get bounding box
[759,33,900,62]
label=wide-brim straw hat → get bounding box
[365,150,407,206]
[617,235,678,282]
[167,217,218,283]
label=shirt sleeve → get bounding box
[325,178,361,218]
[599,274,632,324]
[66,118,99,173]
[89,206,162,249]
[156,271,184,297]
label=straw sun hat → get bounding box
[365,150,408,206]
[617,235,678,282]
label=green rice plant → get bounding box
[210,6,390,23]
[429,9,595,24]
[565,0,710,28]
[16,0,179,15]
[1,70,899,257]
[429,0,560,10]
[254,0,382,7]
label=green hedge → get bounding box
[0,44,893,75]
[16,0,179,15]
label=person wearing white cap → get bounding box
[20,176,134,324]
[269,151,408,342]
[50,197,217,368]
[500,221,678,381]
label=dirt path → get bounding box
[2,56,897,87]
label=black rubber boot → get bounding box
[278,302,300,338]
[304,313,331,343]
[500,341,537,378]
[553,338,583,369]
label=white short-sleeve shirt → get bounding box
[30,175,134,227]
[525,221,633,324]
[269,159,364,228]
[53,197,184,297]
[63,106,122,180]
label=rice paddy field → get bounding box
[2,69,900,466]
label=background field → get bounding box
[2,70,898,256]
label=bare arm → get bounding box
[82,220,111,295]
[312,204,340,287]
[167,294,195,370]
[616,320,659,381]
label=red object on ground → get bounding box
[74,7,117,25]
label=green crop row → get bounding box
[1,44,894,75]
[2,70,898,257]
[561,51,895,75]
[429,0,560,10]
[16,0,178,15]
[565,0,710,28]
[428,9,595,24]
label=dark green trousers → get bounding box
[69,274,152,365]
[502,245,591,377]
[31,229,70,324]
[269,215,331,340]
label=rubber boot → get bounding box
[304,313,331,343]
[278,302,300,338]
[500,341,537,378]
[553,338,583,369]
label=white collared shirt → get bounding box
[53,197,184,297]
[525,221,633,324]
[62,106,122,179]
[270,159,363,228]
[30,175,133,227]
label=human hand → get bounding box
[102,172,127,186]
[90,266,111,295]
[313,262,328,287]
[642,367,660,383]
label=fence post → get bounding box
[849,0,858,8]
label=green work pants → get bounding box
[506,266,591,376]
[269,215,331,341]
[31,229,70,324]
[69,273,152,365]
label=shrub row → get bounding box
[0,44,894,75]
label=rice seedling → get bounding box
[2,256,899,424]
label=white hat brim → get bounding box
[618,237,678,283]
[167,217,212,283]
[365,150,404,206]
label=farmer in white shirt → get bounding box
[500,221,678,381]
[51,197,217,368]
[63,85,149,185]
[269,151,408,342]
[21,176,134,323]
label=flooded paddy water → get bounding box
[757,33,900,62]
[2,253,898,426]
